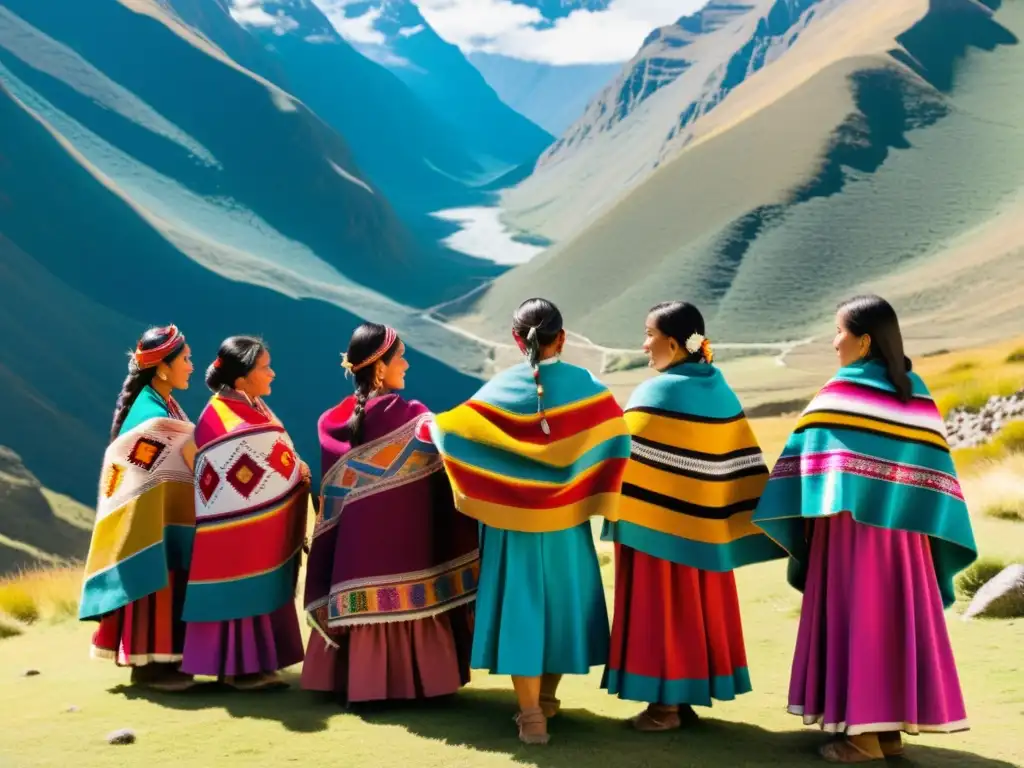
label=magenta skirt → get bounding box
[301,604,473,703]
[180,601,304,677]
[789,512,969,736]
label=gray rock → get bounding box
[963,564,1024,620]
[107,729,136,746]
[66,705,80,713]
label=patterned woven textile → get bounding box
[428,360,631,533]
[602,362,784,572]
[80,388,195,621]
[304,394,479,637]
[182,390,307,622]
[752,359,977,607]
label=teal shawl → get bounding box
[752,360,977,607]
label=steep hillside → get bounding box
[0,0,490,505]
[193,0,532,216]
[502,0,851,242]
[467,52,619,136]
[311,0,554,166]
[454,0,1024,351]
[0,448,92,574]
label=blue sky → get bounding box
[229,1,708,65]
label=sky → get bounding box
[228,1,709,66]
[415,0,708,65]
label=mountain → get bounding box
[449,0,1024,353]
[467,52,620,136]
[313,0,554,166]
[0,448,93,574]
[502,0,851,242]
[165,0,509,217]
[0,0,493,506]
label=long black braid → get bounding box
[512,298,564,437]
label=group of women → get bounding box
[80,294,977,764]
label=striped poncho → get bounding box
[428,359,631,532]
[752,359,977,608]
[602,362,785,571]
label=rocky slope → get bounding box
[455,0,1024,352]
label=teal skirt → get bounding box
[471,521,609,676]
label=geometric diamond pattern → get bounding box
[126,437,166,472]
[266,439,296,480]
[225,452,265,498]
[198,460,221,504]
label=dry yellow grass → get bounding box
[960,454,1024,523]
[0,564,81,625]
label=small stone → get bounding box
[66,705,80,713]
[107,729,136,746]
[22,669,40,677]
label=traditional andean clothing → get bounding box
[180,389,306,677]
[429,358,630,676]
[601,362,784,706]
[81,386,195,666]
[753,359,977,736]
[301,394,479,702]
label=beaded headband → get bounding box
[341,326,398,376]
[134,325,185,370]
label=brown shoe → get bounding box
[225,672,288,691]
[630,704,683,732]
[515,707,550,745]
[878,732,904,757]
[819,738,884,763]
[148,670,197,693]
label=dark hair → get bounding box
[110,326,186,440]
[838,294,913,402]
[343,323,400,446]
[206,336,267,392]
[512,298,564,436]
[648,301,708,364]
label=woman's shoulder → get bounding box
[119,386,171,435]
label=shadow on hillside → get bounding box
[109,669,330,733]
[358,688,1018,768]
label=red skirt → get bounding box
[603,544,752,706]
[91,570,187,667]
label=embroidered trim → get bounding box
[630,442,767,477]
[325,554,480,628]
[772,450,964,500]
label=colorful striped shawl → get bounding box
[602,363,785,571]
[428,360,631,533]
[182,391,308,622]
[305,395,479,638]
[80,390,195,620]
[752,360,977,608]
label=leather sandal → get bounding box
[515,707,550,745]
[630,705,682,732]
[539,693,561,719]
[819,739,884,763]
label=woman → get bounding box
[753,295,977,763]
[301,323,480,704]
[180,336,309,690]
[428,298,631,744]
[601,302,785,730]
[80,325,197,692]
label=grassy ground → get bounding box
[1,509,1022,768]
[2,345,1022,768]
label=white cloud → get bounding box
[311,0,386,45]
[415,0,707,65]
[229,0,299,35]
[398,24,426,37]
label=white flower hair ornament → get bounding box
[684,332,714,363]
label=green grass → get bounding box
[953,422,1024,473]
[956,557,1010,599]
[3,509,1023,768]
